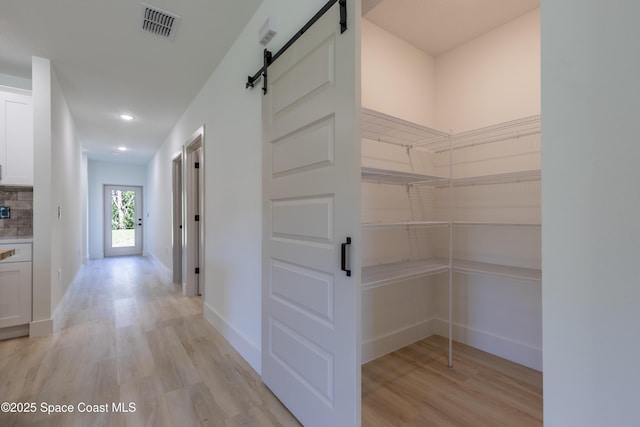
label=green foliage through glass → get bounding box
[111,190,136,231]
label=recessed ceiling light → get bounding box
[118,146,128,151]
[119,114,134,121]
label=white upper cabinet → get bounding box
[0,87,33,186]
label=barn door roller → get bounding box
[246,0,347,94]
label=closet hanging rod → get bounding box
[245,0,347,94]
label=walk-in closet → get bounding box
[359,1,542,424]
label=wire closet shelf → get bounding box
[361,108,449,147]
[360,108,542,368]
[414,114,541,152]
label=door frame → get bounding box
[172,153,183,284]
[183,126,205,296]
[103,185,143,257]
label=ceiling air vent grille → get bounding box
[140,3,181,40]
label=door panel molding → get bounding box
[261,2,361,425]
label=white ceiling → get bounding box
[0,0,263,164]
[364,0,539,56]
[0,0,540,165]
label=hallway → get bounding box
[0,257,300,427]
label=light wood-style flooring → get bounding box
[0,256,300,427]
[362,336,543,426]
[1,256,542,426]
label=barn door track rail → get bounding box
[246,0,347,94]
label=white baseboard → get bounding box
[361,319,436,364]
[203,302,261,374]
[0,324,29,340]
[30,318,53,337]
[145,252,172,284]
[433,318,542,371]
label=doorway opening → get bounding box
[104,185,143,257]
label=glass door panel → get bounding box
[104,185,142,256]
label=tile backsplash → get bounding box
[0,187,33,237]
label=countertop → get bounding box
[0,249,15,260]
[0,237,33,244]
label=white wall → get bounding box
[32,56,84,334]
[32,57,53,333]
[361,8,540,132]
[0,72,31,90]
[87,160,147,259]
[50,64,83,311]
[435,9,540,132]
[145,0,347,373]
[361,19,436,127]
[145,139,178,274]
[542,1,640,425]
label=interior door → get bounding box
[104,185,143,257]
[262,2,361,426]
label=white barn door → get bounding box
[262,2,360,426]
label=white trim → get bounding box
[0,324,29,340]
[203,301,261,374]
[182,125,204,297]
[29,318,53,337]
[0,84,31,96]
[146,252,172,285]
[361,319,435,364]
[361,318,542,370]
[171,153,183,285]
[433,318,542,371]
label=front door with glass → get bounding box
[104,185,143,257]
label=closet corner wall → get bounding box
[360,6,541,371]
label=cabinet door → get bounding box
[0,90,33,186]
[0,262,32,328]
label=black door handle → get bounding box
[341,237,352,277]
